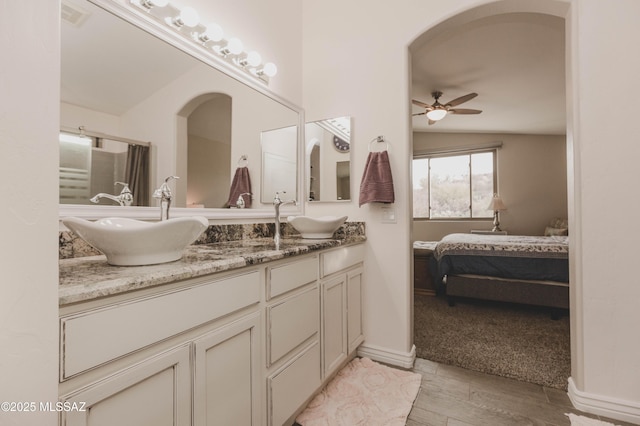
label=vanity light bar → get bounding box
[129,0,277,84]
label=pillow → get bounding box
[544,226,568,236]
[548,218,568,229]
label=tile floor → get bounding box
[408,358,637,426]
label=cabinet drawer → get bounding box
[267,286,319,366]
[321,244,365,277]
[268,342,321,426]
[61,270,260,379]
[268,255,318,299]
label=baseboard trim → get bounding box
[568,377,640,424]
[357,343,416,369]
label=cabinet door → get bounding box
[61,345,191,426]
[321,274,347,378]
[268,342,321,426]
[347,267,364,354]
[193,313,261,426]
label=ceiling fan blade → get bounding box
[412,99,433,109]
[412,112,427,116]
[445,92,478,107]
[449,108,482,115]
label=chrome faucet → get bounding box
[236,192,252,209]
[273,191,297,246]
[90,182,133,206]
[153,176,179,221]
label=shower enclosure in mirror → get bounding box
[305,116,352,202]
[59,0,303,219]
[59,129,150,207]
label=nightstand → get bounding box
[413,241,437,296]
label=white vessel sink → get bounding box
[62,216,209,266]
[287,215,348,239]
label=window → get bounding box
[413,150,496,219]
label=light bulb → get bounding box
[262,62,277,77]
[245,51,262,67]
[175,6,199,28]
[226,38,243,55]
[199,23,223,43]
[426,108,447,121]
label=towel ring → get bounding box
[368,135,390,152]
[237,155,248,167]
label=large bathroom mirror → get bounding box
[304,116,352,202]
[59,0,303,219]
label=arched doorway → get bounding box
[408,2,573,388]
[176,93,232,208]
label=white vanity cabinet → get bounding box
[58,242,365,426]
[265,254,321,426]
[58,269,262,426]
[320,245,365,379]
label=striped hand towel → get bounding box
[359,151,395,206]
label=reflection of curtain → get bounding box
[124,144,150,206]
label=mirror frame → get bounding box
[59,0,305,221]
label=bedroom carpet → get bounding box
[414,293,570,390]
[295,357,421,426]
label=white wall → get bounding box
[413,132,568,241]
[185,0,302,105]
[303,0,640,422]
[568,0,640,418]
[0,2,60,425]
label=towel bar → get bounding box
[368,135,390,152]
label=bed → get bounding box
[431,233,570,313]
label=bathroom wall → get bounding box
[0,2,60,425]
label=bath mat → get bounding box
[566,413,620,426]
[296,357,421,426]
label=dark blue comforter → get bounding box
[431,233,569,288]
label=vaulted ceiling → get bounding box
[410,12,566,135]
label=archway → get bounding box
[408,0,574,388]
[176,93,232,208]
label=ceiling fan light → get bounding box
[426,108,447,121]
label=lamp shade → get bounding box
[487,194,507,211]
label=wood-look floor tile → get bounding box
[407,404,448,426]
[469,387,572,425]
[414,357,439,374]
[420,371,471,401]
[544,387,573,408]
[413,386,548,426]
[437,363,549,403]
[447,419,480,426]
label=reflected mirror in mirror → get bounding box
[60,0,300,214]
[261,126,298,203]
[305,116,351,202]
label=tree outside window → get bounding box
[412,151,495,219]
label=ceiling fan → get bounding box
[412,91,482,125]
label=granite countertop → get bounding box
[59,236,366,306]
